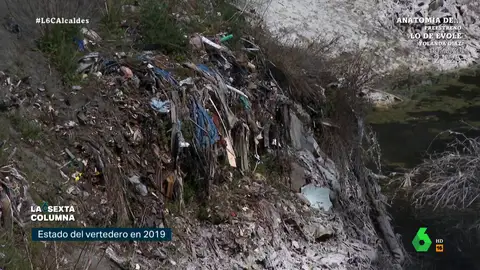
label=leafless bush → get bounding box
[410,131,480,211]
[249,28,377,160]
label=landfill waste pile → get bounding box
[0,12,405,270]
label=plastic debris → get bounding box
[220,34,233,43]
[76,52,100,73]
[81,28,101,42]
[225,136,237,167]
[128,175,148,196]
[150,99,171,113]
[102,60,120,75]
[120,66,133,78]
[192,99,220,148]
[179,77,194,86]
[300,184,333,211]
[74,37,85,51]
[196,64,215,77]
[153,67,177,85]
[200,35,227,51]
[72,171,82,182]
[189,34,203,50]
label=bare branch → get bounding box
[409,133,480,211]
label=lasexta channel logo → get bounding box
[412,227,432,252]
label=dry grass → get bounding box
[247,27,379,170]
[409,131,480,211]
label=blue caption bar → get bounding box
[31,228,172,241]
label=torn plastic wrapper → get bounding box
[176,121,189,148]
[74,37,85,51]
[81,28,101,42]
[226,84,248,99]
[102,60,120,75]
[220,34,233,43]
[240,96,250,110]
[76,52,100,74]
[152,67,177,85]
[235,123,250,172]
[179,77,194,87]
[150,98,171,113]
[209,98,236,168]
[169,99,189,167]
[200,35,228,51]
[120,66,133,78]
[214,74,238,129]
[196,64,216,77]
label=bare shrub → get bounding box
[410,131,480,211]
[248,28,377,157]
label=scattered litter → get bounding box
[153,67,177,85]
[72,85,82,91]
[81,28,101,42]
[65,121,77,128]
[72,171,82,182]
[200,35,227,51]
[120,66,133,78]
[3,16,20,34]
[128,175,148,196]
[220,34,233,43]
[74,37,85,51]
[192,99,220,148]
[179,77,194,86]
[226,84,248,99]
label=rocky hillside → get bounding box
[244,0,480,72]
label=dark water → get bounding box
[369,69,480,270]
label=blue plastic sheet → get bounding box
[73,37,85,51]
[191,99,219,148]
[150,98,171,113]
[153,67,177,85]
[197,64,216,77]
[101,60,120,75]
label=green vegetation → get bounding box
[8,112,43,141]
[139,0,188,54]
[0,229,43,270]
[37,25,82,85]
